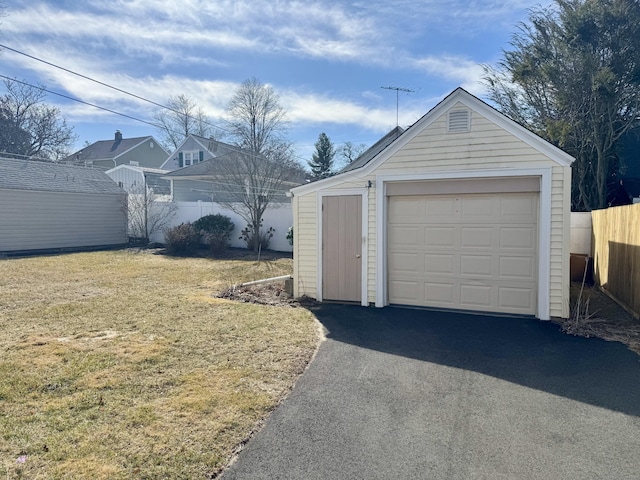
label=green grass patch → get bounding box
[0,250,319,479]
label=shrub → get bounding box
[164,223,199,255]
[193,214,235,254]
[240,222,274,251]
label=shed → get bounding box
[0,158,128,253]
[291,88,574,320]
[105,164,171,197]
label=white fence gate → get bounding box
[150,201,293,252]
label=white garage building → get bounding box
[0,158,128,253]
[290,88,574,320]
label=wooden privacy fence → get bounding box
[591,203,640,318]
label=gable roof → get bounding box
[292,87,575,195]
[339,126,405,174]
[64,134,167,163]
[190,135,239,157]
[0,157,126,195]
[164,151,307,188]
[105,164,172,196]
[159,134,240,170]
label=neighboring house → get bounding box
[64,131,169,169]
[105,164,171,197]
[159,134,238,171]
[164,153,305,202]
[162,136,306,202]
[290,88,575,320]
[0,157,128,253]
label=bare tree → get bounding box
[226,77,287,154]
[0,78,76,160]
[200,149,304,251]
[337,141,367,168]
[127,183,177,242]
[0,106,30,156]
[154,94,215,151]
[221,78,303,250]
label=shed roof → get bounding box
[0,158,125,195]
[338,126,405,174]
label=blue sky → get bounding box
[0,0,549,166]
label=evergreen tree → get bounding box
[308,132,335,180]
[484,0,640,210]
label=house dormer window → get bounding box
[179,150,204,167]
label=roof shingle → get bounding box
[0,158,125,195]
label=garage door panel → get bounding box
[425,197,457,217]
[498,286,535,311]
[425,226,457,247]
[388,225,421,245]
[460,196,494,218]
[388,191,538,316]
[389,196,423,217]
[460,255,493,277]
[460,283,492,308]
[424,253,455,275]
[499,256,536,280]
[389,252,421,273]
[499,227,536,249]
[424,282,455,304]
[460,227,493,249]
[389,280,419,302]
[499,194,537,218]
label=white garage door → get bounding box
[388,190,538,315]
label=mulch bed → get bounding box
[217,283,318,308]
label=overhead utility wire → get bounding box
[0,75,253,163]
[0,74,161,129]
[0,43,231,136]
[0,43,309,164]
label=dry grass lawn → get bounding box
[0,249,320,479]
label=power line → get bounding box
[0,75,310,164]
[0,74,162,129]
[0,43,317,164]
[0,42,231,137]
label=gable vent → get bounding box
[448,109,470,133]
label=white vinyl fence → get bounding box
[570,212,592,255]
[150,201,294,252]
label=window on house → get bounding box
[182,150,203,166]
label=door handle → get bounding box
[356,254,361,258]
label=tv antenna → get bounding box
[381,86,415,128]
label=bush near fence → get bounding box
[591,203,640,318]
[150,201,293,253]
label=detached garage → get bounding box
[0,158,128,253]
[291,88,574,320]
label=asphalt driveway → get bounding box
[220,305,640,479]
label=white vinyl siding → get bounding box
[0,189,127,252]
[293,193,318,297]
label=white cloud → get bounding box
[410,56,487,95]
